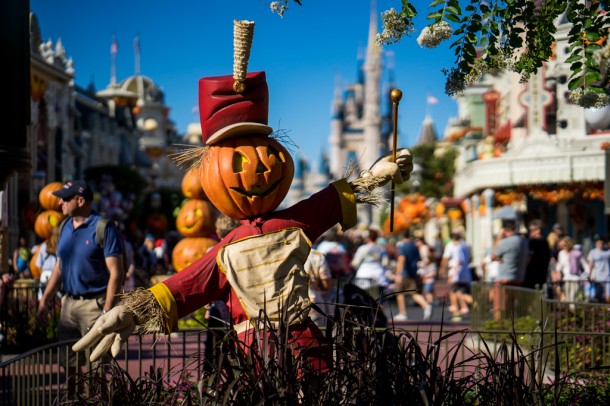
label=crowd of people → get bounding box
[481,220,610,305]
[304,218,610,326]
[304,225,450,325]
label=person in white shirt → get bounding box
[350,229,389,300]
[35,226,60,300]
[440,231,472,319]
[305,249,335,327]
[588,235,610,303]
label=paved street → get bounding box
[384,296,470,326]
[350,278,472,328]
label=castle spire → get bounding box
[366,0,381,65]
[363,0,382,168]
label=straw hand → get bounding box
[72,305,136,362]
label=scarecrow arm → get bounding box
[349,149,413,205]
[72,288,168,362]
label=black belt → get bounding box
[65,291,106,300]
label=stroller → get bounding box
[340,277,388,328]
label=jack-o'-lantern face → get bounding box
[172,237,217,272]
[201,136,294,219]
[176,199,218,237]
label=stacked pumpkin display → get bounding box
[172,167,219,272]
[30,182,65,277]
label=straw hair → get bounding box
[233,20,255,93]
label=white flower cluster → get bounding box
[270,1,288,18]
[569,88,610,109]
[376,8,415,46]
[416,21,453,48]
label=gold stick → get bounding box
[389,89,402,233]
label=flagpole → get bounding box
[134,35,141,76]
[110,35,117,86]
[389,88,402,233]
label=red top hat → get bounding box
[198,71,272,145]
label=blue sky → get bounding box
[31,0,457,167]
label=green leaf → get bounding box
[468,21,482,32]
[509,36,522,47]
[430,0,445,7]
[446,13,461,23]
[446,6,460,16]
[459,60,472,70]
[570,61,583,70]
[567,78,581,91]
[401,1,417,18]
[585,71,603,85]
[448,0,461,14]
[585,32,601,42]
[565,53,582,63]
[427,11,442,20]
[466,33,478,44]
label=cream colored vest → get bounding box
[217,227,312,333]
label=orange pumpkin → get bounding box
[200,136,294,220]
[29,244,42,278]
[181,167,206,199]
[39,182,64,210]
[34,210,64,240]
[176,199,218,237]
[435,203,445,218]
[172,237,217,272]
[447,208,463,221]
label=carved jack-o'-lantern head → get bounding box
[201,135,294,219]
[195,70,295,219]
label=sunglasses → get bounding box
[62,195,80,202]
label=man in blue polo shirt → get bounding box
[37,180,124,354]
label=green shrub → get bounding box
[178,306,208,330]
[548,302,610,371]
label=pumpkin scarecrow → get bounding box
[73,20,413,370]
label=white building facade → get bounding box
[449,12,610,266]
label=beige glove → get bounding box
[362,148,413,186]
[72,305,136,362]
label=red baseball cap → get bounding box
[198,71,272,145]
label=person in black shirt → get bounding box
[523,219,551,290]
